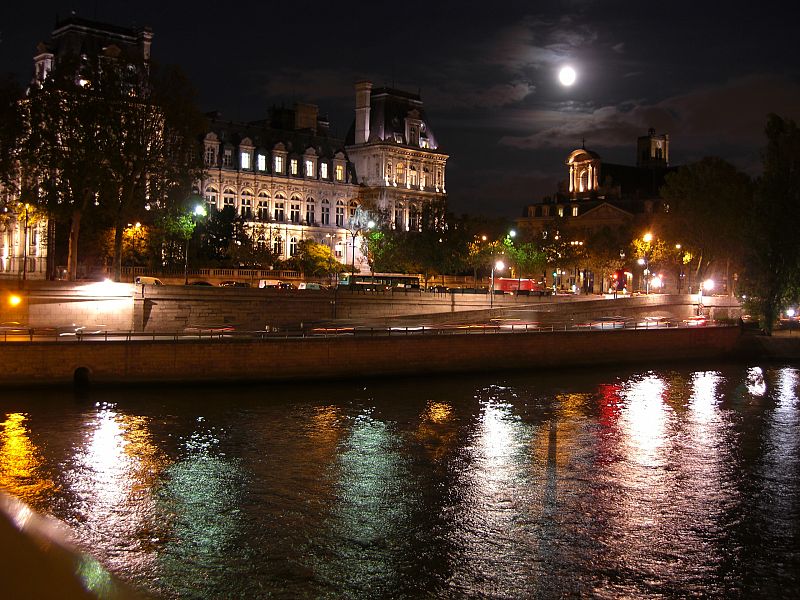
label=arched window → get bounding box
[240,189,254,218]
[409,166,418,187]
[289,236,298,256]
[290,195,301,223]
[305,198,316,224]
[579,169,588,192]
[257,191,270,220]
[395,162,405,185]
[321,199,330,225]
[335,200,345,227]
[274,194,286,221]
[409,205,420,231]
[349,200,358,220]
[205,186,219,211]
[222,188,236,209]
[394,203,405,230]
[273,235,283,256]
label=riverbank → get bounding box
[0,326,743,387]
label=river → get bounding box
[1,362,799,598]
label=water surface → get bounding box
[1,363,799,598]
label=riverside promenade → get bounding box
[0,280,754,386]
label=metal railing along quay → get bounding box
[0,319,733,343]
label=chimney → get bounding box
[354,80,372,144]
[294,102,319,133]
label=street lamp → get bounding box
[184,204,207,285]
[698,278,714,315]
[21,204,30,282]
[490,260,505,308]
[639,232,653,294]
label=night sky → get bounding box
[2,1,798,218]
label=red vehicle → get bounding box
[493,278,552,296]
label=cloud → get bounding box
[499,74,800,154]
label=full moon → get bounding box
[559,66,577,86]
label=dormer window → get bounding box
[240,152,251,170]
[320,163,328,179]
[335,164,344,182]
[274,155,284,174]
[304,159,314,177]
[205,146,216,166]
[257,154,266,171]
[572,206,579,217]
[409,125,419,146]
[223,149,232,167]
[290,159,298,176]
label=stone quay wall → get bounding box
[0,326,742,386]
[2,281,741,333]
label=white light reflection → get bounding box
[322,411,410,594]
[746,367,766,397]
[689,371,722,428]
[449,392,538,595]
[65,404,167,578]
[620,375,669,467]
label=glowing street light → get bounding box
[698,278,715,315]
[639,232,654,293]
[184,204,207,285]
[490,260,505,308]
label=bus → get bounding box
[493,277,552,296]
[339,273,422,290]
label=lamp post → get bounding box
[21,203,30,281]
[638,232,653,294]
[698,278,714,316]
[348,219,375,272]
[490,259,505,308]
[184,204,207,285]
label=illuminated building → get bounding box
[2,15,152,280]
[518,129,676,237]
[516,129,678,291]
[199,82,448,271]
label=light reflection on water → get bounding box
[0,363,799,598]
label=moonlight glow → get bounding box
[559,66,577,86]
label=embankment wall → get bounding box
[0,326,741,386]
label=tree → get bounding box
[100,62,206,281]
[19,55,205,281]
[742,114,800,333]
[584,225,631,292]
[287,239,341,277]
[0,76,23,197]
[659,157,752,285]
[22,55,110,280]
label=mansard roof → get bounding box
[204,114,348,161]
[599,162,678,198]
[344,86,439,149]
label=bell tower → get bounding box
[637,128,669,167]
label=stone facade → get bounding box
[199,81,449,273]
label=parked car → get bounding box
[188,281,213,286]
[219,280,251,288]
[297,282,323,290]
